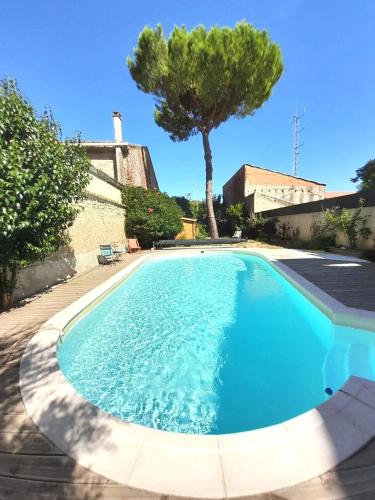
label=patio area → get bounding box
[1,248,375,499]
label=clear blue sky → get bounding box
[1,0,374,198]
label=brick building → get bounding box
[223,164,325,213]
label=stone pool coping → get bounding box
[20,248,375,498]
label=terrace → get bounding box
[1,247,375,498]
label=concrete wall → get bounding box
[246,185,324,206]
[246,192,294,213]
[14,170,126,302]
[86,169,122,204]
[268,206,375,250]
[14,131,159,302]
[85,149,116,178]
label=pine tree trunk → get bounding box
[202,132,219,239]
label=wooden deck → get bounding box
[277,253,375,312]
[0,250,375,499]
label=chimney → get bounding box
[112,111,122,142]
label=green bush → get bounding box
[174,194,229,237]
[243,214,277,239]
[226,203,246,233]
[195,223,209,239]
[173,196,194,218]
[123,186,183,247]
[323,199,371,248]
[309,220,336,249]
[0,79,90,309]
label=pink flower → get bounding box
[147,207,154,214]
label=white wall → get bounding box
[274,206,375,250]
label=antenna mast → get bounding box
[291,110,304,177]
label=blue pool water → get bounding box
[58,252,375,434]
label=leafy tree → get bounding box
[128,22,283,238]
[0,80,91,309]
[123,186,183,247]
[174,193,229,236]
[173,195,194,218]
[225,202,246,233]
[192,194,228,235]
[323,199,371,248]
[351,159,375,191]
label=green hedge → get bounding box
[122,186,183,247]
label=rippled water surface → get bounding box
[58,252,375,434]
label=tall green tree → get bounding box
[128,22,283,237]
[0,80,90,309]
[352,159,375,191]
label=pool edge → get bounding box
[19,248,375,498]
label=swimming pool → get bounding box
[57,251,375,435]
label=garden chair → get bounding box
[97,244,120,265]
[233,230,242,239]
[127,238,141,253]
[111,242,127,260]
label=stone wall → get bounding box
[67,195,126,272]
[14,171,126,302]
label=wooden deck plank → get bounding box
[278,256,375,312]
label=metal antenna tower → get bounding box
[291,110,305,177]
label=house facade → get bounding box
[82,111,158,191]
[15,112,158,302]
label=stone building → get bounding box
[223,164,325,213]
[82,111,158,191]
[15,112,158,302]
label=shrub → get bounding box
[225,203,246,233]
[242,213,264,239]
[195,223,209,239]
[123,186,183,247]
[362,249,375,262]
[278,222,292,240]
[309,219,336,249]
[323,199,371,249]
[175,194,228,237]
[262,217,278,236]
[0,80,90,310]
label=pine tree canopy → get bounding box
[128,22,283,141]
